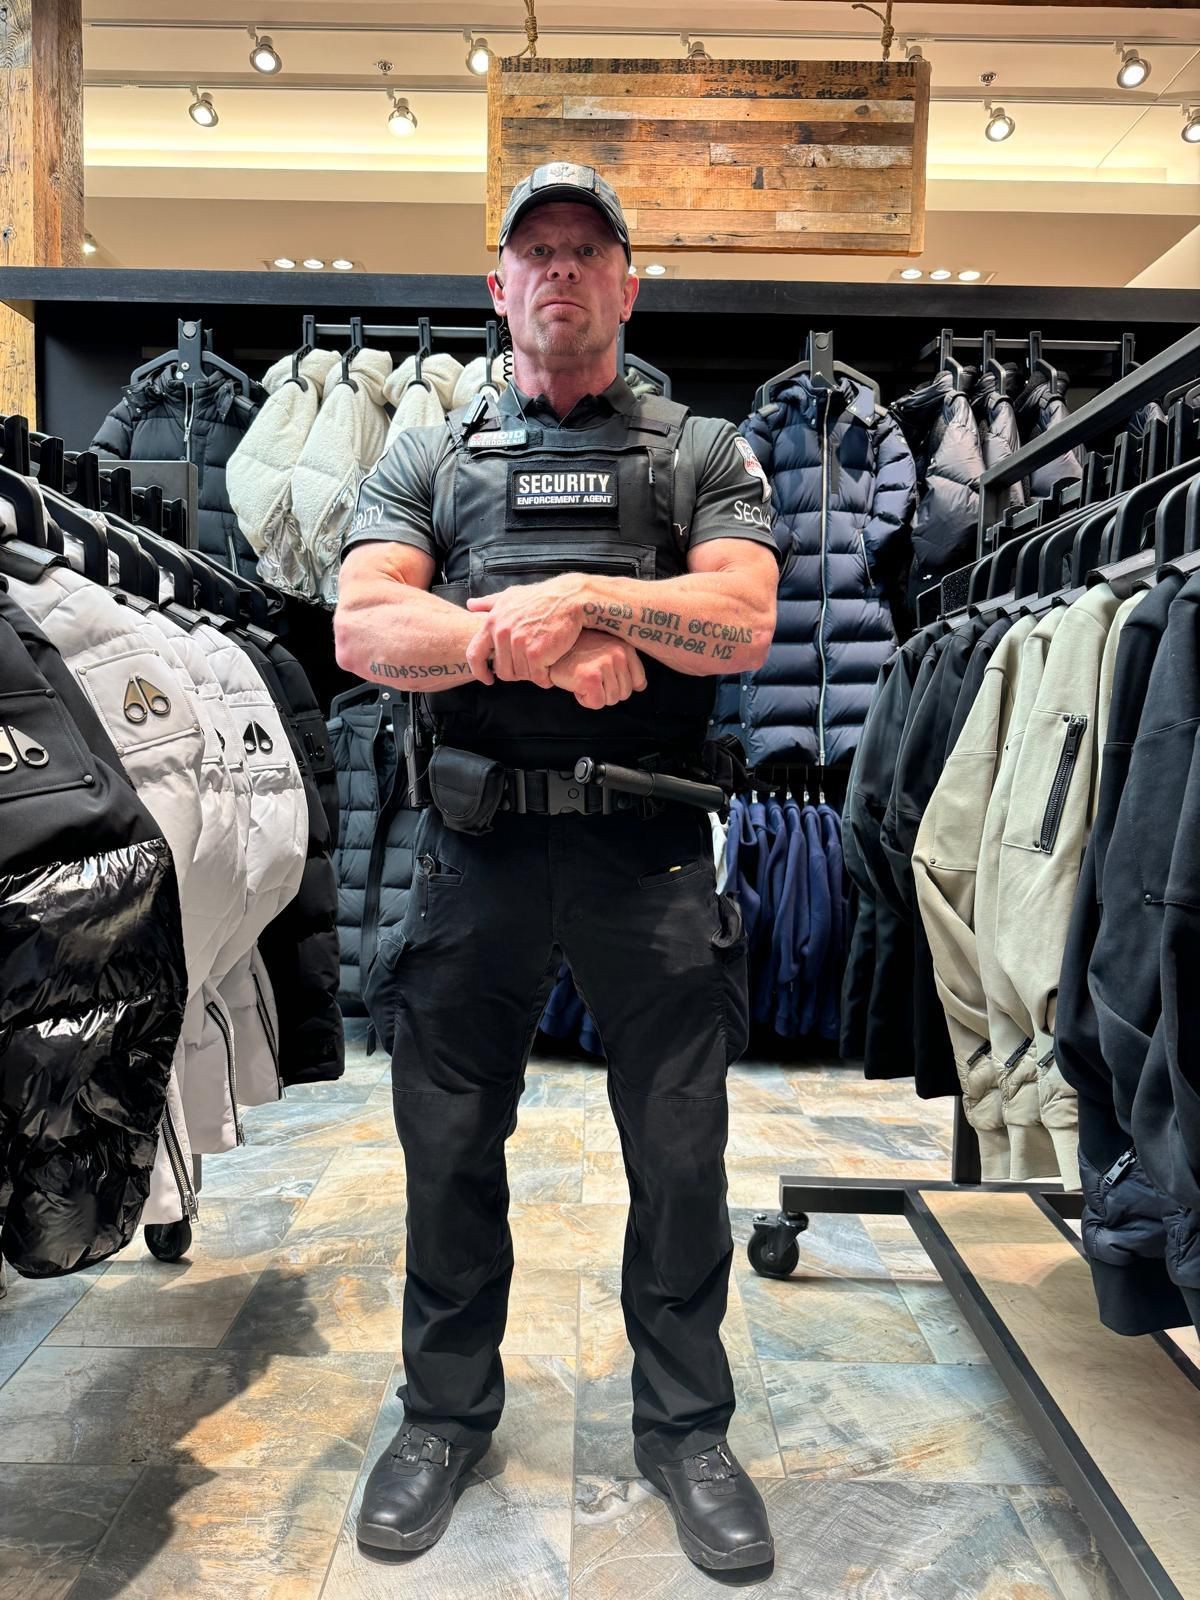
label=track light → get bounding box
[899,267,923,280]
[1115,44,1150,90]
[332,258,355,271]
[464,34,492,75]
[302,258,325,270]
[187,89,219,128]
[680,35,711,60]
[273,257,296,269]
[82,234,98,257]
[643,263,667,276]
[387,93,417,137]
[1183,107,1200,144]
[983,103,1015,142]
[929,268,952,281]
[248,30,282,74]
[958,269,983,282]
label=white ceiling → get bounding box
[80,0,1200,284]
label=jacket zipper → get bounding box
[1102,1148,1138,1190]
[816,403,831,767]
[1039,715,1087,853]
[858,529,874,586]
[251,965,284,1097]
[162,1108,199,1221]
[182,384,194,463]
[206,999,244,1145]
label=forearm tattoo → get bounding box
[582,601,752,663]
[368,660,472,681]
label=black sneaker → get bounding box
[635,1439,774,1570]
[356,1423,491,1554]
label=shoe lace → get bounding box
[390,1425,451,1468]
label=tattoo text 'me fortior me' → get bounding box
[582,602,751,664]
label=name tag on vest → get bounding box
[468,428,528,449]
[510,463,619,512]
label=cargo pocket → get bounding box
[363,924,411,1057]
[0,687,94,801]
[712,890,750,1066]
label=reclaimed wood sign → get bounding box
[487,57,930,255]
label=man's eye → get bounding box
[580,245,598,257]
[530,244,549,256]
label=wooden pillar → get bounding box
[0,0,85,421]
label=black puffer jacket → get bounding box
[236,633,344,1085]
[972,365,1025,515]
[0,587,187,1277]
[328,686,419,1019]
[890,371,985,602]
[92,372,264,578]
[1015,372,1084,500]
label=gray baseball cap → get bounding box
[498,162,631,262]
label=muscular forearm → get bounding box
[578,571,774,676]
[334,582,484,693]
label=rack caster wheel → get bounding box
[144,1219,192,1262]
[748,1210,808,1279]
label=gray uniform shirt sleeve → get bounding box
[679,417,780,563]
[340,426,452,563]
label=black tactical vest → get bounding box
[427,394,716,768]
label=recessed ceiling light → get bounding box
[249,31,282,75]
[1115,45,1150,90]
[82,234,98,257]
[187,89,218,128]
[958,269,983,282]
[331,258,355,271]
[464,35,492,75]
[1182,107,1200,144]
[302,258,325,270]
[899,267,923,281]
[388,95,417,137]
[643,263,668,276]
[930,268,953,281]
[273,256,296,270]
[984,103,1015,142]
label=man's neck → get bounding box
[511,350,617,421]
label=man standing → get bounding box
[335,162,780,1572]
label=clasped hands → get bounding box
[464,575,647,711]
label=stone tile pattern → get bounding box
[0,1041,1128,1598]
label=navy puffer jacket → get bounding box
[712,375,916,769]
[890,370,985,600]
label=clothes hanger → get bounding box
[29,432,65,494]
[936,327,967,395]
[40,487,110,586]
[412,316,433,391]
[129,318,252,396]
[338,315,367,391]
[1089,457,1200,598]
[1028,330,1060,392]
[753,330,880,411]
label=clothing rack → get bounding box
[750,324,1200,1600]
[916,326,1138,371]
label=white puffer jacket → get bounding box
[382,353,464,452]
[199,626,308,1108]
[7,567,209,1227]
[451,354,506,411]
[291,349,394,605]
[227,348,340,599]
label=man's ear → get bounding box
[620,267,640,324]
[488,266,506,317]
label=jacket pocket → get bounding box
[363,925,411,1056]
[75,647,196,759]
[0,687,94,801]
[712,891,750,1066]
[638,856,709,889]
[1038,715,1087,853]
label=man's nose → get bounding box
[546,252,581,280]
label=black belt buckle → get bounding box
[511,768,610,815]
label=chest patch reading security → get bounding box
[510,464,619,512]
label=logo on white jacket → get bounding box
[123,676,172,724]
[0,724,49,773]
[243,721,275,755]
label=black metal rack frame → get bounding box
[755,322,1200,1600]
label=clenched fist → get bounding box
[548,631,648,710]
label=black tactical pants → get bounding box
[365,803,750,1465]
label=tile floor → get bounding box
[0,1039,1128,1600]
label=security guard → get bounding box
[335,162,781,1572]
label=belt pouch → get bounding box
[427,744,507,835]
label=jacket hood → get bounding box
[765,372,876,427]
[317,346,394,405]
[383,352,464,410]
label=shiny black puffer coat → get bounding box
[0,589,186,1278]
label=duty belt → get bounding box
[502,768,645,817]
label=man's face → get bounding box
[489,202,638,366]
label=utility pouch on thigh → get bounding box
[427,744,507,835]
